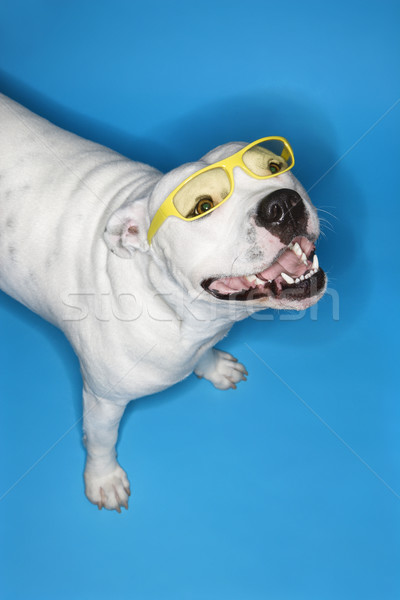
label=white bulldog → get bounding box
[0,94,326,511]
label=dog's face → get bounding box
[147,142,326,312]
[105,142,326,313]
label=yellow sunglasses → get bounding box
[147,136,295,244]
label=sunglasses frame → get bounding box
[147,136,295,244]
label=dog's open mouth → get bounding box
[201,236,325,302]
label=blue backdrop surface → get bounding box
[0,1,399,599]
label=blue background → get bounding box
[0,1,399,598]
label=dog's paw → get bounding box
[195,349,248,390]
[84,464,131,512]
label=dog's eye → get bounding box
[194,196,215,215]
[269,161,282,174]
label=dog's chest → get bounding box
[78,318,229,401]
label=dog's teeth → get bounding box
[245,274,265,286]
[281,272,294,284]
[295,277,300,284]
[288,242,294,249]
[300,275,305,281]
[291,242,308,265]
[245,275,257,283]
[312,254,319,270]
[292,242,302,257]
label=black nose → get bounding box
[255,188,307,244]
[256,188,303,225]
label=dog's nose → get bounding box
[255,188,308,243]
[256,188,304,226]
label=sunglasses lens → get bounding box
[242,139,293,177]
[173,168,231,218]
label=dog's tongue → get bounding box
[208,237,315,294]
[209,250,309,294]
[258,248,308,280]
[210,276,252,294]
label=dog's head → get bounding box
[104,141,327,313]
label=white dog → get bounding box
[0,94,326,511]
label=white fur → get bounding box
[0,95,324,511]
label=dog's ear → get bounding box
[104,198,150,258]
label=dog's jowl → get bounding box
[0,95,326,511]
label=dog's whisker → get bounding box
[318,220,335,230]
[317,207,338,220]
[320,222,335,232]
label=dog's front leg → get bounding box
[194,348,248,390]
[82,386,130,512]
